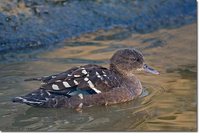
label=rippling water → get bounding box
[0,23,197,131]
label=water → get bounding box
[0,23,197,131]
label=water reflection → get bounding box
[0,23,197,131]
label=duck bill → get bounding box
[143,64,160,75]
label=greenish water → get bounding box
[0,23,197,131]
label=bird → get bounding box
[12,48,159,109]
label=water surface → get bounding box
[0,23,197,131]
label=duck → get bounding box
[12,48,159,109]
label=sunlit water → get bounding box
[0,23,197,131]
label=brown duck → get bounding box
[12,48,159,109]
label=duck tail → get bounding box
[12,88,51,107]
[12,96,44,107]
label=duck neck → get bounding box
[109,64,134,77]
[110,64,142,96]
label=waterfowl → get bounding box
[12,48,159,109]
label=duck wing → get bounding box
[32,64,121,97]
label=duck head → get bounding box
[110,48,159,76]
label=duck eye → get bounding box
[136,58,140,62]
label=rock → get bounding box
[0,0,197,53]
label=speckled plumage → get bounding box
[12,48,159,109]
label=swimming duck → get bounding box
[12,48,159,109]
